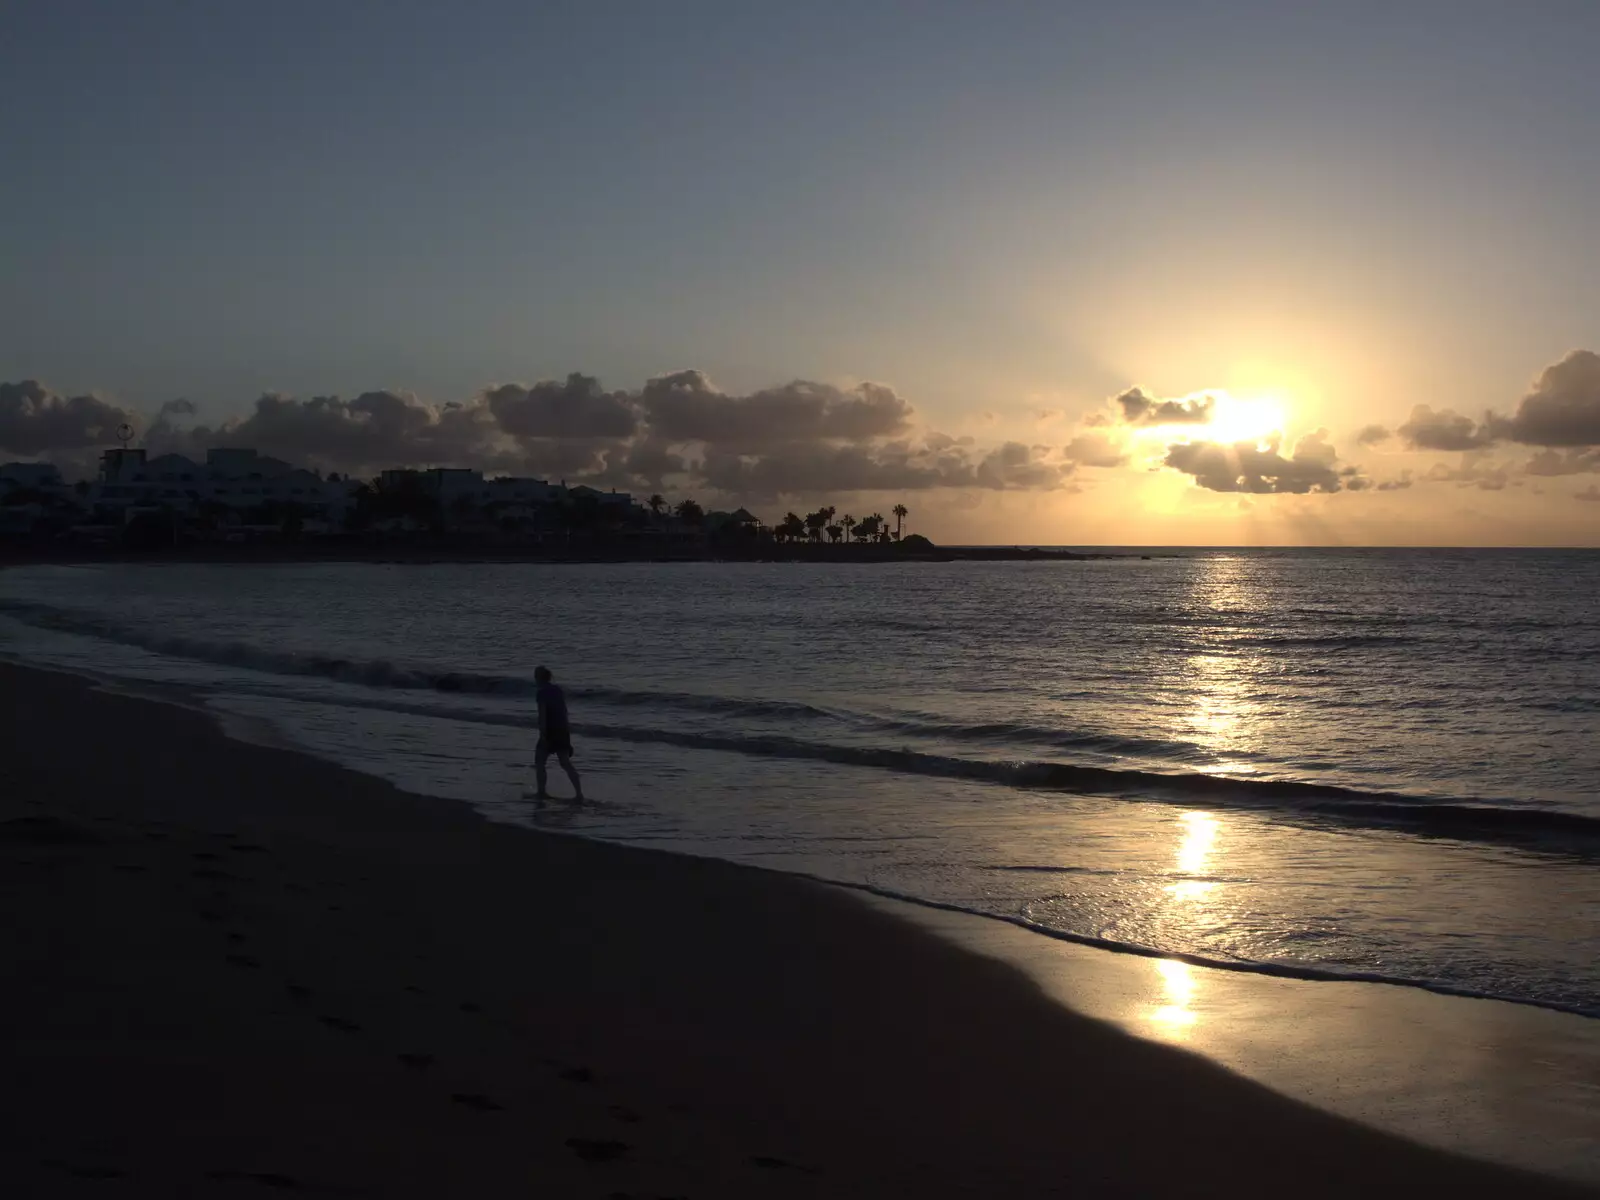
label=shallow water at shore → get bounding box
[1,550,1596,1014]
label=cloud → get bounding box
[696,438,1076,499]
[1116,387,1214,425]
[1375,470,1415,491]
[0,380,135,458]
[1425,455,1510,491]
[1522,448,1600,476]
[483,374,639,441]
[1163,429,1357,494]
[147,390,519,479]
[1359,352,1600,467]
[3,367,1097,501]
[1059,430,1129,468]
[638,371,912,451]
[1397,405,1494,452]
[1576,485,1600,502]
[1356,423,1392,447]
[1490,350,1600,447]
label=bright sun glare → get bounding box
[1201,392,1287,444]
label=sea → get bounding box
[1,550,1597,1018]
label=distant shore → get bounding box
[2,660,1590,1197]
[0,539,1152,566]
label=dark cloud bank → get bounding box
[8,349,1597,501]
[1358,350,1600,474]
[0,371,1078,500]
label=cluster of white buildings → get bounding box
[0,448,657,537]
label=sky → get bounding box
[4,0,1600,545]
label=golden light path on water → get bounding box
[1149,811,1219,1034]
[1150,552,1264,1035]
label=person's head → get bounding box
[534,665,552,684]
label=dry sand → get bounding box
[2,662,1592,1198]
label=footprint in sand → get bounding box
[451,1093,503,1111]
[285,983,313,1001]
[225,954,261,969]
[318,1016,360,1033]
[397,1053,435,1070]
[559,1065,595,1084]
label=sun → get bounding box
[1203,392,1287,444]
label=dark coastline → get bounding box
[0,540,1147,567]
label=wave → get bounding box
[507,822,1600,1018]
[574,722,1599,843]
[4,598,1595,848]
[186,680,1600,851]
[0,599,1209,761]
[796,876,1600,1020]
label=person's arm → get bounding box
[536,695,548,738]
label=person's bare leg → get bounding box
[534,752,550,799]
[558,752,583,802]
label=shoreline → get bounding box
[2,659,1594,1196]
[0,542,1147,567]
[891,899,1600,1184]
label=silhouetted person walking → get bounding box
[532,665,583,802]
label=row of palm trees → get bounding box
[639,495,912,543]
[770,503,910,544]
[644,495,704,524]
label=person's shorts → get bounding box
[537,733,574,758]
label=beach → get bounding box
[2,661,1593,1198]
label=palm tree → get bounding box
[856,513,880,541]
[804,510,827,542]
[892,503,908,540]
[841,514,856,543]
[780,512,807,542]
[647,494,665,518]
[675,498,704,524]
[826,523,842,544]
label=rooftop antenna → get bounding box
[115,423,136,450]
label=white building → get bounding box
[91,448,351,524]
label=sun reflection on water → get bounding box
[1167,810,1218,903]
[1149,811,1223,1033]
[1150,959,1198,1029]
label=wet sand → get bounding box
[1,661,1592,1197]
